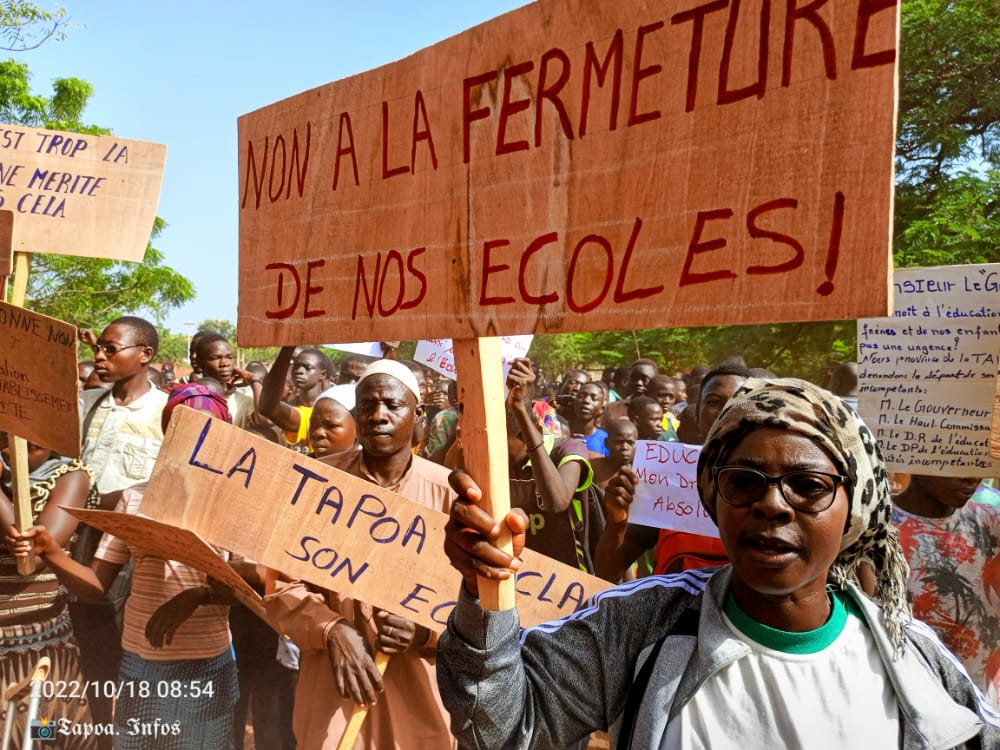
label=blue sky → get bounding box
[15,1,525,334]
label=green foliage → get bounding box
[894,0,1000,267]
[0,1,70,52]
[155,329,189,365]
[531,320,855,385]
[25,218,195,330]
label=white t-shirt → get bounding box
[665,591,900,749]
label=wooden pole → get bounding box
[9,251,35,575]
[334,651,391,750]
[453,337,515,611]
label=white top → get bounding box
[664,596,900,749]
[80,384,167,493]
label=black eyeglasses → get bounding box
[712,466,847,513]
[90,343,145,357]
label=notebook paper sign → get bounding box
[629,441,717,537]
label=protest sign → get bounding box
[63,507,265,619]
[0,125,166,261]
[858,264,1000,476]
[0,301,78,457]
[629,440,717,537]
[140,407,610,632]
[0,210,11,281]
[237,0,898,347]
[414,335,532,380]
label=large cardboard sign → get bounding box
[0,301,79,457]
[237,0,898,346]
[140,408,610,632]
[63,507,265,619]
[858,264,1000,476]
[0,124,166,261]
[630,440,717,537]
[0,210,11,279]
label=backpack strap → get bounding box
[617,607,700,750]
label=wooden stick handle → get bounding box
[453,337,515,611]
[11,436,34,575]
[335,651,391,750]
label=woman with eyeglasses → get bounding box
[437,378,1000,749]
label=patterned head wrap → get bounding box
[162,383,232,431]
[696,377,910,648]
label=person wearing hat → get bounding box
[263,359,457,749]
[438,378,1000,749]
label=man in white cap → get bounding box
[263,359,457,749]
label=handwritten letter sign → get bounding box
[630,440,717,537]
[238,0,898,346]
[0,125,166,261]
[858,264,1000,476]
[0,301,79,457]
[140,408,610,632]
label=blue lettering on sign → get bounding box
[285,535,369,583]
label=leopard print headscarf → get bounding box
[697,377,910,648]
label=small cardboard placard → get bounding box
[140,407,610,631]
[0,125,166,261]
[414,335,532,381]
[629,440,717,537]
[63,507,264,619]
[237,0,898,346]
[0,301,79,457]
[858,263,1000,476]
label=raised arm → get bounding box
[594,466,659,583]
[256,346,301,433]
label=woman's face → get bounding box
[709,427,849,611]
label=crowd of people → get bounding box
[2,314,1000,748]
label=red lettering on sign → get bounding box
[463,71,498,164]
[580,30,623,136]
[497,61,535,155]
[672,0,729,113]
[536,48,574,146]
[332,113,359,190]
[745,198,802,275]
[852,0,896,70]
[352,248,430,320]
[718,0,770,105]
[518,232,559,305]
[480,239,516,306]
[627,21,664,126]
[264,263,302,319]
[679,208,737,287]
[782,0,837,86]
[303,260,326,319]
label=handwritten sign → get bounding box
[0,124,166,261]
[237,0,898,346]
[63,507,265,619]
[414,335,532,381]
[858,264,1000,476]
[0,210,11,279]
[0,301,79,457]
[140,407,610,632]
[629,440,717,536]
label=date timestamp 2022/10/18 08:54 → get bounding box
[40,679,215,700]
